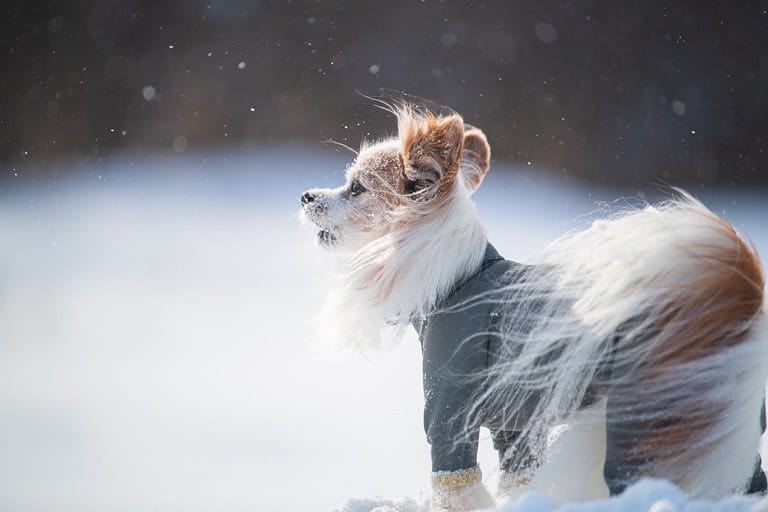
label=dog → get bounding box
[300,103,767,511]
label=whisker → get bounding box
[324,139,359,156]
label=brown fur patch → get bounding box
[396,106,465,201]
[614,213,764,487]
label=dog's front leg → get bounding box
[430,465,496,511]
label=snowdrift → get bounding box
[335,479,768,512]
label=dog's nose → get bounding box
[301,191,316,205]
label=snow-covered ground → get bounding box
[1,148,766,512]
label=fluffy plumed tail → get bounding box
[469,191,767,497]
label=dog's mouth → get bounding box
[300,206,338,247]
[317,229,338,246]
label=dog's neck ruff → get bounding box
[423,243,506,317]
[323,190,488,350]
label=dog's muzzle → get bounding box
[301,191,337,246]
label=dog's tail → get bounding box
[468,191,767,497]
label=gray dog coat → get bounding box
[413,243,766,494]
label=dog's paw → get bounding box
[430,466,496,511]
[496,469,534,504]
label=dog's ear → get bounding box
[398,110,464,200]
[460,124,491,194]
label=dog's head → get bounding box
[301,105,491,250]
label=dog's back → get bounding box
[473,193,767,498]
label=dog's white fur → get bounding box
[301,115,489,349]
[301,104,767,509]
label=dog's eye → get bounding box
[349,179,366,197]
[404,180,419,195]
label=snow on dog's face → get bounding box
[300,106,491,251]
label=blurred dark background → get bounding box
[2,0,767,186]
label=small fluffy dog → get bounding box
[300,104,767,511]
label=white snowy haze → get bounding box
[1,148,767,512]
